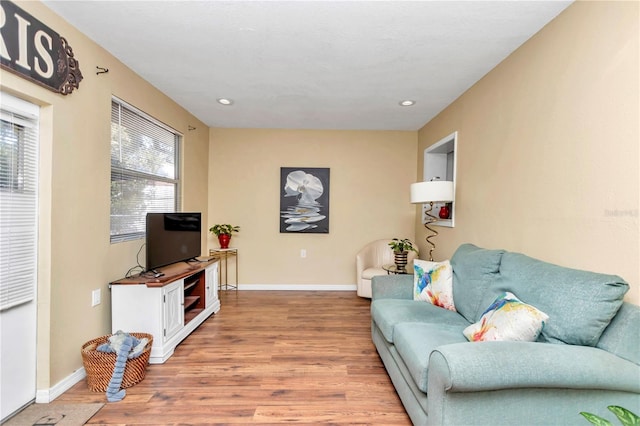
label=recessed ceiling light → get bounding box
[217,98,234,106]
[399,100,416,107]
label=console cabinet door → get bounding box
[205,262,219,309]
[163,279,184,342]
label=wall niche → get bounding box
[423,131,457,227]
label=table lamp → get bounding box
[410,180,454,261]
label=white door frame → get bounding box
[0,92,39,421]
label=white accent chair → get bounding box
[356,239,417,298]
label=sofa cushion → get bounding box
[450,244,505,323]
[370,299,470,343]
[596,302,640,365]
[463,291,549,342]
[371,274,414,300]
[482,252,629,346]
[393,323,468,393]
[413,259,455,311]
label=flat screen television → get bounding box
[146,212,201,272]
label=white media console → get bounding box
[110,259,220,364]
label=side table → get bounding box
[209,248,238,291]
[382,264,413,275]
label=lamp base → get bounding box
[424,202,439,261]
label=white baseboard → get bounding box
[231,284,357,291]
[36,367,86,403]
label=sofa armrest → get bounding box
[371,274,413,300]
[428,341,640,394]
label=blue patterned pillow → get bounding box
[413,259,456,311]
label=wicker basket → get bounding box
[81,332,153,392]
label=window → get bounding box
[0,93,38,311]
[110,97,181,243]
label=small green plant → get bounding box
[209,224,240,237]
[581,405,640,426]
[388,238,418,254]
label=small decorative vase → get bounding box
[218,234,231,249]
[439,204,450,220]
[394,251,408,271]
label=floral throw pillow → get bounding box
[413,259,455,311]
[463,292,549,342]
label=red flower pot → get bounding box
[218,234,231,249]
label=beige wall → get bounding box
[2,0,637,397]
[208,128,417,286]
[416,1,639,304]
[2,2,209,389]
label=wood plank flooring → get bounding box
[56,291,411,425]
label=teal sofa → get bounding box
[371,243,640,425]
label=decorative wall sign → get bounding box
[280,167,330,233]
[0,0,83,95]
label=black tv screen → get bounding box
[146,212,201,271]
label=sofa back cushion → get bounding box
[482,252,629,346]
[596,302,640,365]
[450,244,504,323]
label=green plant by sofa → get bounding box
[388,238,418,272]
[581,406,639,426]
[388,238,417,254]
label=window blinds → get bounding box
[0,93,39,311]
[110,98,180,243]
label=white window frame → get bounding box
[110,97,182,243]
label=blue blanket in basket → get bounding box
[97,331,149,402]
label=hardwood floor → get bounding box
[56,291,411,425]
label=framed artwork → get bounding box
[280,167,330,233]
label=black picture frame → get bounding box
[280,167,330,233]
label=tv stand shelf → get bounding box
[184,308,202,323]
[110,259,220,364]
[184,296,200,311]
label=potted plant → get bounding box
[581,405,639,426]
[388,238,418,271]
[209,224,240,249]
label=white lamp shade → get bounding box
[410,181,454,203]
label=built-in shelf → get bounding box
[423,132,457,227]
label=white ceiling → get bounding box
[43,1,572,131]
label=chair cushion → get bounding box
[393,323,468,393]
[362,267,388,280]
[371,299,470,343]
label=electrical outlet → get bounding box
[300,249,307,258]
[91,289,101,307]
